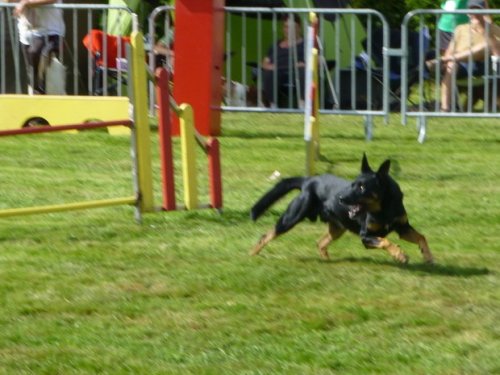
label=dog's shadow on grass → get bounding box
[300,256,490,277]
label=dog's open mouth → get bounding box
[348,204,363,219]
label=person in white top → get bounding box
[6,0,65,94]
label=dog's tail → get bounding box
[251,177,306,221]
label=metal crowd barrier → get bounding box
[3,4,498,143]
[0,3,136,96]
[222,7,499,141]
[222,8,391,120]
[400,9,500,142]
[147,4,175,115]
[147,6,392,139]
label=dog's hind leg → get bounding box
[250,229,277,256]
[399,227,434,264]
[250,192,312,257]
[317,222,346,260]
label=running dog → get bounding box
[250,154,434,264]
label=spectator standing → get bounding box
[437,0,469,53]
[262,14,306,108]
[7,0,65,94]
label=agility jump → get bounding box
[0,29,222,221]
[0,0,225,220]
[0,32,154,221]
[155,68,223,212]
[304,12,321,177]
[0,119,140,220]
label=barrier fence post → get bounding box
[155,68,176,211]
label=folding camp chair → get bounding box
[82,29,131,95]
[455,55,500,112]
[332,27,431,111]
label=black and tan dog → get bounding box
[250,154,434,264]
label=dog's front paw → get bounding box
[423,255,435,265]
[395,252,409,264]
[318,248,330,260]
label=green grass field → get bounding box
[0,113,499,374]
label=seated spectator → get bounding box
[262,14,305,108]
[426,0,500,112]
[152,15,175,72]
[153,36,174,73]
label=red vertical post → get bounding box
[156,68,176,211]
[207,138,223,210]
[173,0,224,136]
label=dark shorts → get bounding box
[456,61,485,78]
[21,34,62,94]
[438,31,454,52]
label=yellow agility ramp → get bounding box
[0,95,130,135]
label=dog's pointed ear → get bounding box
[377,159,391,176]
[361,153,372,173]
